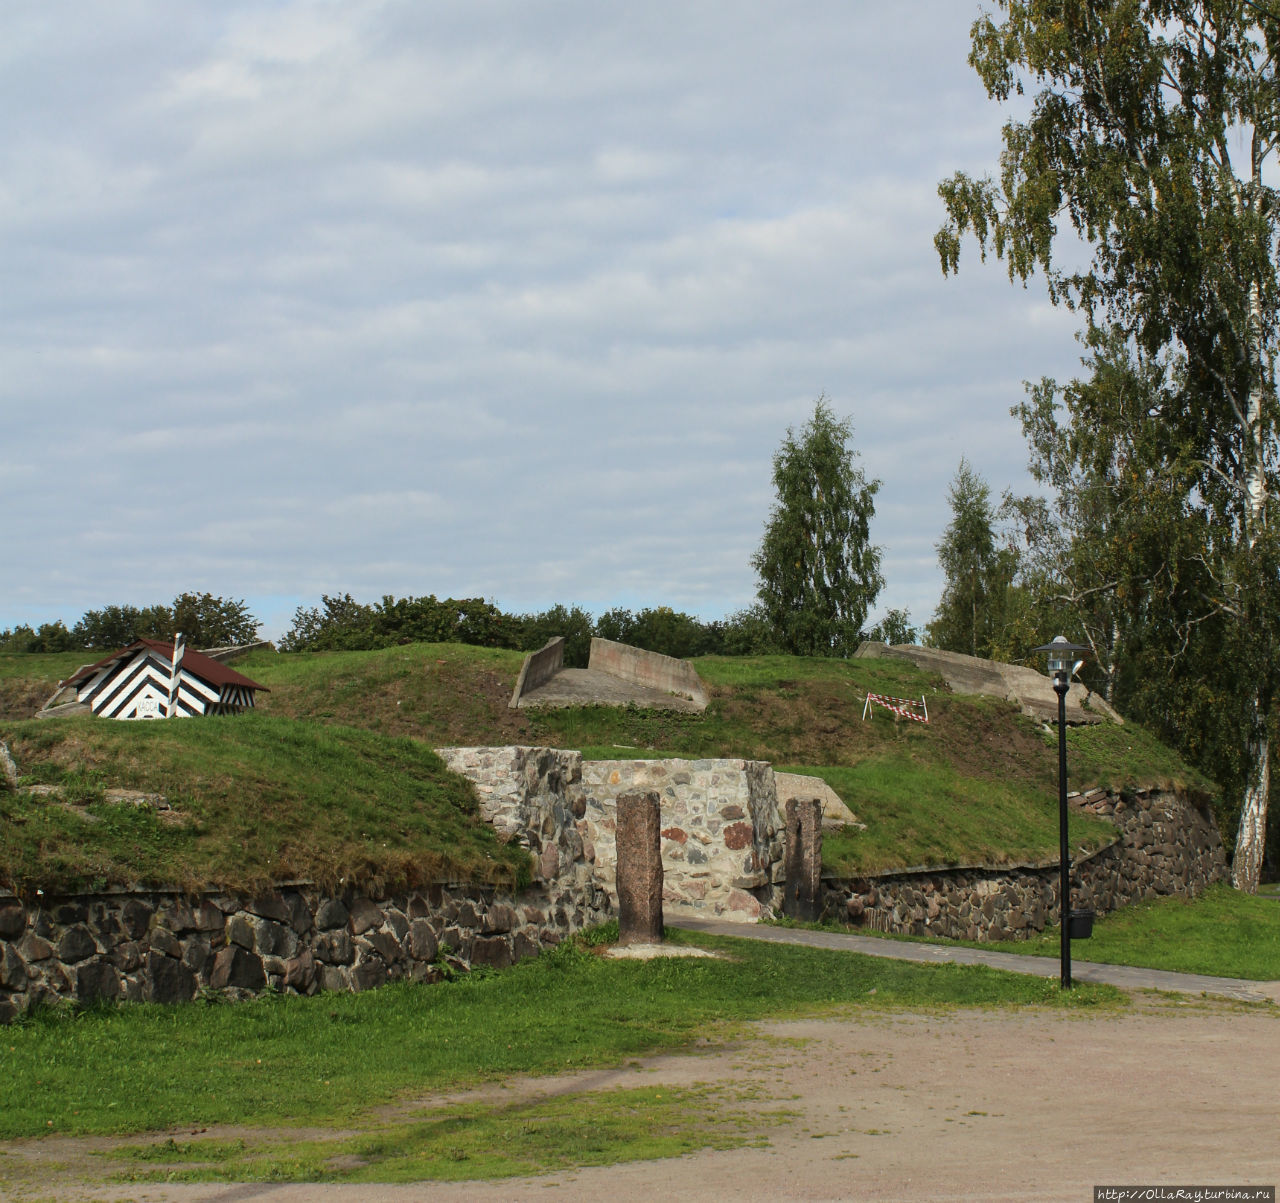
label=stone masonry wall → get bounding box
[581,757,784,920]
[0,877,613,1024]
[0,745,611,1022]
[825,787,1229,941]
[439,747,787,923]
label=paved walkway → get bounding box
[673,917,1280,1003]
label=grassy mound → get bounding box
[0,642,1213,885]
[0,713,529,896]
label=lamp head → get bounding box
[1032,636,1090,681]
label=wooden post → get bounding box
[784,796,823,921]
[616,790,664,945]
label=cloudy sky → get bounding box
[1,1,1086,642]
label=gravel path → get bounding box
[5,925,1277,1202]
[5,997,1276,1203]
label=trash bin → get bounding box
[1068,908,1095,939]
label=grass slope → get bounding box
[0,642,1211,883]
[0,713,528,896]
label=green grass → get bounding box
[101,1083,783,1185]
[0,928,1118,1145]
[0,651,92,683]
[798,885,1280,981]
[799,757,1116,874]
[957,885,1280,980]
[0,713,529,895]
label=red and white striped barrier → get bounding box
[862,691,929,724]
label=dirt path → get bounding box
[5,997,1276,1203]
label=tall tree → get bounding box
[937,1,1280,891]
[928,459,1017,658]
[752,399,883,657]
[1004,327,1199,704]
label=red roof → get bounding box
[63,639,269,692]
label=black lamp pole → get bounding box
[1053,670,1072,990]
[1033,636,1090,991]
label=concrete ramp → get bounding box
[510,637,708,712]
[854,642,1122,726]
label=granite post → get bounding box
[616,790,663,944]
[784,796,823,921]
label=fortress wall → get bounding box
[825,786,1229,942]
[0,873,612,1025]
[580,757,783,921]
[0,744,609,1023]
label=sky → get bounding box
[1,1,1088,643]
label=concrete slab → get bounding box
[774,771,861,827]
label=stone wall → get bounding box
[580,757,783,920]
[440,746,786,923]
[0,746,611,1022]
[826,787,1229,941]
[0,876,613,1024]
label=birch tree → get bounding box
[937,1,1280,889]
[928,459,1018,659]
[752,399,883,657]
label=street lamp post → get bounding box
[1033,636,1090,989]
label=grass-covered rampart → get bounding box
[0,712,529,896]
[0,641,1214,889]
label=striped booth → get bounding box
[62,637,268,720]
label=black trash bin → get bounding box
[1068,908,1095,939]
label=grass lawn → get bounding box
[797,885,1280,981]
[0,927,1119,1186]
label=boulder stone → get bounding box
[248,891,291,923]
[58,925,97,964]
[210,946,266,992]
[0,942,28,990]
[150,926,182,958]
[315,898,349,931]
[348,897,383,936]
[0,902,26,940]
[146,953,196,1004]
[407,919,438,962]
[316,930,354,966]
[284,949,316,992]
[76,959,121,1003]
[254,919,299,959]
[470,936,513,969]
[352,956,387,991]
[120,899,154,940]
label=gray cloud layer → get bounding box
[2,1,1084,639]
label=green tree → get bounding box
[937,1,1280,891]
[518,604,595,667]
[927,460,1017,658]
[865,607,919,646]
[1003,328,1199,704]
[752,399,883,657]
[170,593,260,647]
